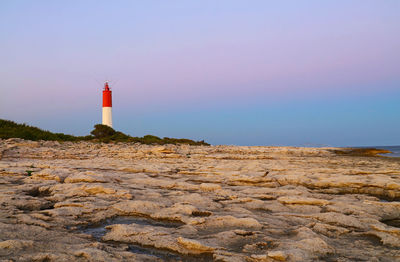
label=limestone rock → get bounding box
[277,196,329,206]
[1,139,399,261]
[64,171,108,183]
[31,168,70,182]
[0,240,34,249]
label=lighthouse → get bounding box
[102,82,113,128]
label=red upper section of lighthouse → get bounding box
[102,82,112,107]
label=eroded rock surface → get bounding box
[0,138,399,261]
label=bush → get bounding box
[0,119,80,141]
[90,124,116,138]
[141,135,162,144]
[0,119,209,146]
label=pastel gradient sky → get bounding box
[1,0,399,146]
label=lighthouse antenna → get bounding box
[103,81,111,91]
[104,78,118,88]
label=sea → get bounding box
[373,146,400,157]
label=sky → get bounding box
[1,0,399,146]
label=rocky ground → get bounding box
[0,139,399,261]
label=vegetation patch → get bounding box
[0,119,209,146]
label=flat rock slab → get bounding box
[0,139,399,261]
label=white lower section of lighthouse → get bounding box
[102,107,113,128]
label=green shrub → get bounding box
[0,119,80,141]
[90,124,116,138]
[0,119,209,146]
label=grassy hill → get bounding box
[0,119,86,141]
[0,119,209,146]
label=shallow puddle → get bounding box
[81,216,184,240]
[128,244,214,261]
[80,216,212,261]
[128,244,181,261]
